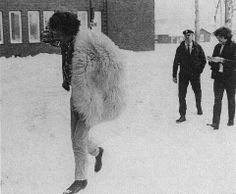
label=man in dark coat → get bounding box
[173,29,206,123]
[207,27,236,130]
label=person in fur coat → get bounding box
[43,11,124,194]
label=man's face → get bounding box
[52,30,71,43]
[52,30,63,41]
[184,33,193,42]
[216,36,227,44]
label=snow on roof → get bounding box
[156,23,193,36]
[200,26,215,34]
[157,26,183,36]
[156,21,218,37]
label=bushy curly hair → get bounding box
[214,26,232,40]
[48,11,81,36]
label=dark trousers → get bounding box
[212,79,235,126]
[178,73,202,116]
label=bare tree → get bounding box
[195,0,200,42]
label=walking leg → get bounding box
[212,80,224,127]
[226,83,235,125]
[178,73,189,117]
[190,76,202,114]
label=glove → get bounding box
[172,77,177,83]
[41,29,54,43]
[62,81,70,91]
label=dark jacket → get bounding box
[208,40,236,81]
[41,29,74,90]
[173,41,206,78]
[60,39,74,86]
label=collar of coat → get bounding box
[180,40,197,48]
[216,39,233,48]
[179,40,198,54]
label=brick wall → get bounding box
[107,0,155,51]
[0,0,155,57]
[0,0,103,57]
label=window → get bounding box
[200,34,204,42]
[43,11,54,30]
[0,11,3,44]
[28,11,40,43]
[93,11,101,32]
[9,11,22,43]
[77,11,88,31]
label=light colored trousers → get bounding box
[70,99,99,180]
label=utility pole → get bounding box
[225,0,231,27]
[233,0,236,29]
[195,0,200,42]
[220,0,223,25]
[214,0,223,27]
[89,0,95,29]
[225,0,236,28]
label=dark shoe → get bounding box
[197,108,203,115]
[95,147,104,173]
[63,180,87,194]
[227,120,234,126]
[207,123,219,130]
[176,116,186,123]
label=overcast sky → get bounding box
[155,0,236,32]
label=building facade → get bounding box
[0,0,155,57]
[199,28,211,42]
[156,34,172,43]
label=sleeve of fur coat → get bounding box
[71,29,125,127]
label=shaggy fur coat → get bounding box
[71,29,125,127]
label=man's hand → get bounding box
[173,77,177,83]
[207,56,224,63]
[62,81,70,91]
[41,29,54,43]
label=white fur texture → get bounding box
[71,29,125,127]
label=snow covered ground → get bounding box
[1,43,236,194]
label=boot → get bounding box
[196,103,203,115]
[63,180,87,194]
[207,123,219,130]
[227,120,234,126]
[197,106,203,115]
[176,116,186,123]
